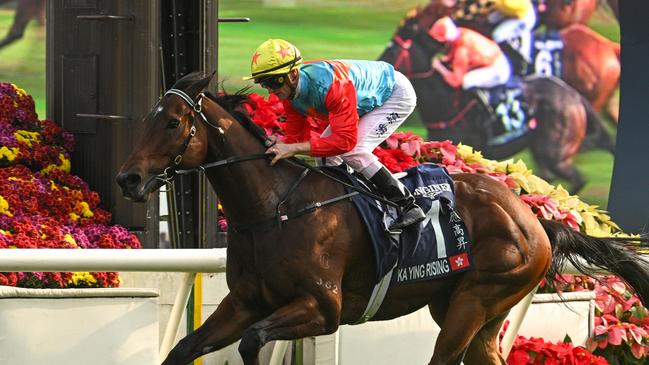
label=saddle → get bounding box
[325,164,472,284]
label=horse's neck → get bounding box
[201,104,298,226]
[417,76,464,120]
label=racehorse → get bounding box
[116,72,649,365]
[538,0,620,28]
[537,0,598,29]
[379,17,614,194]
[0,0,45,49]
[561,23,620,123]
[415,1,620,123]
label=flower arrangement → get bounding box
[507,334,609,364]
[244,93,649,364]
[0,83,140,288]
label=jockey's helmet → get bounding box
[429,17,460,43]
[243,39,303,81]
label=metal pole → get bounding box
[0,248,227,272]
[269,341,290,365]
[160,272,197,361]
[500,286,538,359]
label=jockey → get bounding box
[244,39,426,230]
[429,17,512,90]
[488,0,537,71]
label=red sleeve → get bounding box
[309,80,359,157]
[281,100,310,143]
[445,47,469,88]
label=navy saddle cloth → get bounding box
[478,77,534,146]
[324,163,472,284]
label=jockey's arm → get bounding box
[440,47,469,89]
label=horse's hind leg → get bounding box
[161,293,258,365]
[427,292,491,365]
[238,295,334,365]
[530,146,585,194]
[464,312,509,365]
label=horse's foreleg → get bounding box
[161,293,258,365]
[238,295,332,365]
[0,0,35,49]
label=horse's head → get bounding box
[116,72,217,202]
[378,12,444,79]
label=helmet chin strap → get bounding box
[287,70,299,100]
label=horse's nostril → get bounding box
[116,172,142,189]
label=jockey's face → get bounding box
[262,69,299,100]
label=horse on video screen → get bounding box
[0,0,45,49]
[117,72,649,365]
[415,0,620,123]
[379,16,614,194]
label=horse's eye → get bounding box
[167,119,180,129]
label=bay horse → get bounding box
[537,0,598,29]
[116,72,649,365]
[0,0,46,50]
[415,1,621,123]
[379,17,614,194]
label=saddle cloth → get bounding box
[531,29,564,78]
[325,163,472,284]
[478,77,535,146]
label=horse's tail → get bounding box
[580,94,616,153]
[540,218,649,306]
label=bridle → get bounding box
[390,32,435,80]
[156,88,269,184]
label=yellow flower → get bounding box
[14,130,40,147]
[64,234,77,246]
[0,146,19,162]
[0,229,11,236]
[0,195,13,217]
[79,201,94,218]
[14,85,27,97]
[69,212,80,221]
[69,272,98,286]
[41,153,72,174]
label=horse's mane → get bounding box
[206,88,270,145]
[171,72,270,145]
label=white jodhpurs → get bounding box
[317,71,417,178]
[461,54,512,89]
[491,8,537,61]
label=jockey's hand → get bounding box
[264,134,278,148]
[266,142,310,166]
[432,57,444,72]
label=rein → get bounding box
[426,99,478,129]
[157,88,398,233]
[391,35,435,80]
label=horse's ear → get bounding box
[197,71,216,92]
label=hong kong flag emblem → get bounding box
[450,253,470,271]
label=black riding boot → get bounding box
[370,167,426,230]
[498,41,530,77]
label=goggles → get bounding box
[257,75,286,90]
